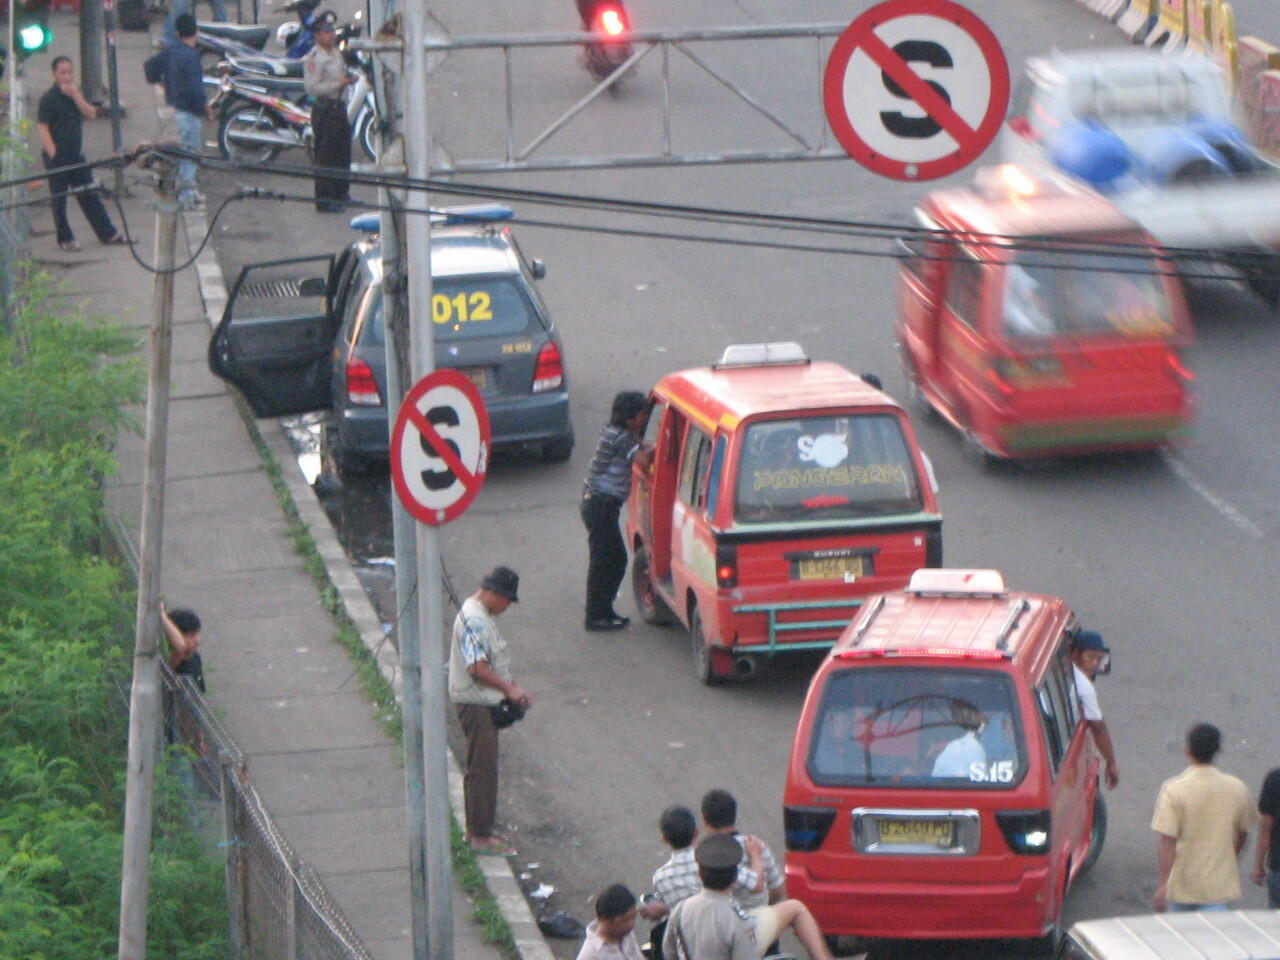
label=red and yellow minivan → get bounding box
[783,569,1105,946]
[626,343,941,685]
[897,165,1195,462]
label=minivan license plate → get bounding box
[796,556,864,581]
[878,819,952,847]
[461,367,487,390]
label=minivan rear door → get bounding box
[208,255,337,417]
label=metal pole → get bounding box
[117,157,179,960]
[403,0,453,956]
[80,0,106,103]
[103,0,125,197]
[370,0,430,945]
[219,755,246,960]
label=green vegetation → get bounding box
[0,274,227,959]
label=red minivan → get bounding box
[898,165,1195,462]
[784,569,1105,946]
[626,342,941,685]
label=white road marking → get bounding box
[1162,451,1266,539]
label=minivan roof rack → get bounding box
[713,342,810,369]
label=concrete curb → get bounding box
[186,209,554,960]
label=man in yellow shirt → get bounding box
[1151,723,1256,912]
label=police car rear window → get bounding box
[735,414,922,523]
[809,667,1026,789]
[432,276,536,341]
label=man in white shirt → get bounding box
[578,885,646,960]
[932,705,987,779]
[1071,630,1119,789]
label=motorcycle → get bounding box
[580,0,633,86]
[196,22,273,71]
[215,49,377,164]
[275,0,329,59]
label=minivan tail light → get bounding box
[715,543,737,588]
[1166,349,1195,382]
[784,806,837,852]
[996,809,1051,855]
[532,341,564,393]
[346,357,382,406]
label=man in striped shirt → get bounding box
[580,391,651,631]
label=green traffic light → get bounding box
[18,23,50,51]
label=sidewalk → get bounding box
[23,12,550,960]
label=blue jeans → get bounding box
[164,0,228,45]
[175,110,203,200]
[1169,901,1230,912]
[1268,870,1280,909]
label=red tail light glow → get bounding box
[598,7,626,35]
[532,341,564,393]
[346,357,381,406]
[1166,350,1195,382]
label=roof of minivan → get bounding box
[657,360,896,427]
[921,177,1142,240]
[1068,909,1280,960]
[834,588,1066,672]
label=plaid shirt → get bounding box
[651,848,757,918]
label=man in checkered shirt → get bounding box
[646,806,763,919]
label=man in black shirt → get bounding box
[36,56,125,252]
[1253,767,1280,908]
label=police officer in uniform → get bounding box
[302,16,353,212]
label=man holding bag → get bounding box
[449,565,532,856]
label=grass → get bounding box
[241,408,518,955]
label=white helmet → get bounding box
[275,22,300,49]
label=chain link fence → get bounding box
[163,663,378,960]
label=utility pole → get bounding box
[401,0,454,955]
[368,0,432,948]
[117,154,179,960]
[80,0,106,103]
[103,0,126,198]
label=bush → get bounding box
[0,273,228,959]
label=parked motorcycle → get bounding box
[196,22,273,71]
[215,51,377,164]
[580,0,633,85]
[275,0,327,59]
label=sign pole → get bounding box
[402,0,454,956]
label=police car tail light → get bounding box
[715,543,737,588]
[996,809,1051,855]
[346,357,381,406]
[532,342,563,393]
[784,806,837,852]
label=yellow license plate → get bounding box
[878,820,953,847]
[462,367,487,389]
[796,556,864,581]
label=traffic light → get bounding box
[14,0,53,59]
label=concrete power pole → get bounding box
[117,156,180,960]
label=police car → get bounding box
[207,204,574,477]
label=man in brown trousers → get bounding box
[448,566,532,855]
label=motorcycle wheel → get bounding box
[218,103,285,164]
[355,109,378,162]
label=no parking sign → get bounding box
[391,370,490,526]
[823,0,1009,181]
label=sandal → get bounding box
[103,234,130,245]
[58,241,81,252]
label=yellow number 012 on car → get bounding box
[433,291,493,324]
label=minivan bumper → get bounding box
[786,863,1053,940]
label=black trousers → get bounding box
[580,494,627,620]
[311,99,351,208]
[44,152,117,245]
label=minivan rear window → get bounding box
[735,414,922,523]
[432,276,536,341]
[809,667,1025,788]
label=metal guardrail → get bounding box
[413,23,850,173]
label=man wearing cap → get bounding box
[664,835,836,960]
[449,566,532,855]
[1070,629,1119,790]
[302,15,354,213]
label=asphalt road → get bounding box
[206,1,1280,957]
